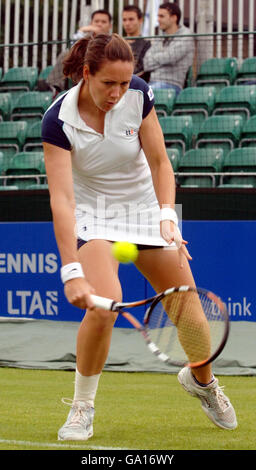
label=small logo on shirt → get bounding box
[125,129,135,136]
[148,86,154,101]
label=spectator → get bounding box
[39,10,112,95]
[73,9,112,41]
[143,2,195,95]
[122,5,151,81]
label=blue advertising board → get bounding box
[0,221,254,325]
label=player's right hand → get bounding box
[64,278,95,310]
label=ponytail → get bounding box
[63,36,92,84]
[63,33,134,84]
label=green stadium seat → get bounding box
[239,115,256,147]
[0,67,39,91]
[196,115,244,157]
[23,121,43,152]
[38,66,54,81]
[220,147,256,187]
[0,185,19,190]
[0,121,28,170]
[184,66,194,88]
[218,183,254,188]
[212,85,256,120]
[178,176,215,188]
[10,91,52,123]
[172,87,216,136]
[27,183,49,190]
[166,148,180,171]
[235,57,256,85]
[0,93,12,121]
[158,115,193,154]
[0,151,4,185]
[4,151,45,189]
[153,88,176,116]
[37,66,55,92]
[196,58,238,92]
[0,67,39,107]
[177,148,224,188]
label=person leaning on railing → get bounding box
[143,2,195,96]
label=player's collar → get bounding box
[59,80,85,130]
[59,80,125,130]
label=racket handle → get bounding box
[91,294,115,311]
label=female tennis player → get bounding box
[42,33,237,440]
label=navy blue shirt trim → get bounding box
[129,75,155,119]
[41,94,72,151]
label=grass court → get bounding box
[0,368,255,451]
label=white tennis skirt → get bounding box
[75,199,181,248]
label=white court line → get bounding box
[0,438,128,451]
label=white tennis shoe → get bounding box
[178,367,237,430]
[58,399,95,441]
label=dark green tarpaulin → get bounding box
[0,319,255,375]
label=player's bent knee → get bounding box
[89,307,118,327]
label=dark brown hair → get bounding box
[123,5,143,19]
[159,2,181,25]
[63,33,134,84]
[91,9,112,22]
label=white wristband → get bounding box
[160,208,178,225]
[60,262,85,284]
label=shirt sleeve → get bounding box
[130,75,155,119]
[41,100,72,151]
[142,82,155,119]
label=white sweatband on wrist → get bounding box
[60,262,85,284]
[160,208,178,225]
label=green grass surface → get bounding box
[0,368,255,450]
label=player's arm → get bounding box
[43,142,95,308]
[139,107,176,209]
[139,108,192,262]
[43,142,78,265]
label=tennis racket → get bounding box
[91,286,229,369]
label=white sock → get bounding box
[73,368,101,407]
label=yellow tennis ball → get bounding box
[111,241,138,264]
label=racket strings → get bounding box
[146,291,226,366]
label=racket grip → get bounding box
[91,294,115,311]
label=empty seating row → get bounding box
[0,121,43,170]
[0,91,53,122]
[0,151,46,189]
[166,147,256,188]
[1,146,255,190]
[154,84,256,134]
[196,57,256,91]
[158,114,256,155]
[0,66,54,106]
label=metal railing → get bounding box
[1,0,256,72]
[1,172,256,190]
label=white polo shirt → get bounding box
[42,76,169,246]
